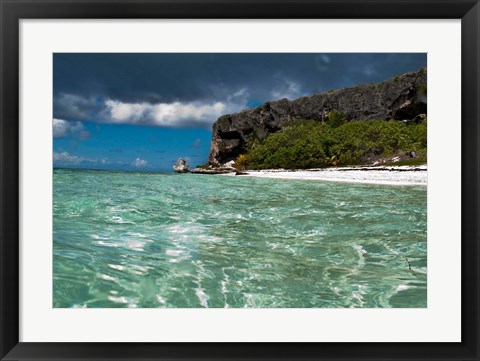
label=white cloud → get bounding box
[53,151,84,165]
[132,158,148,167]
[271,79,303,100]
[104,99,230,128]
[53,151,108,166]
[53,119,90,140]
[315,54,332,71]
[230,88,249,101]
[106,101,150,122]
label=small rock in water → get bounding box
[173,158,190,173]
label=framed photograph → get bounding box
[1,0,479,360]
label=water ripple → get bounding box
[54,169,427,308]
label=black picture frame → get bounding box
[1,0,479,360]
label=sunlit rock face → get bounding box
[173,158,190,173]
[208,68,427,166]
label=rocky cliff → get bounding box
[207,68,427,166]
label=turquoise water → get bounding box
[53,168,427,308]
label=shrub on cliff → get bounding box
[245,119,427,169]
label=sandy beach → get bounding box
[225,165,427,186]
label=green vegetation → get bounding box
[235,154,247,171]
[244,118,427,169]
[327,110,347,128]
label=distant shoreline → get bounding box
[54,165,428,186]
[221,165,427,186]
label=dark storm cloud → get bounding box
[53,53,426,127]
[53,93,104,122]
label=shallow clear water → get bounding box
[53,168,427,308]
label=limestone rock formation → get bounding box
[191,160,236,174]
[173,158,190,173]
[207,68,427,166]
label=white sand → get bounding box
[225,165,427,186]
